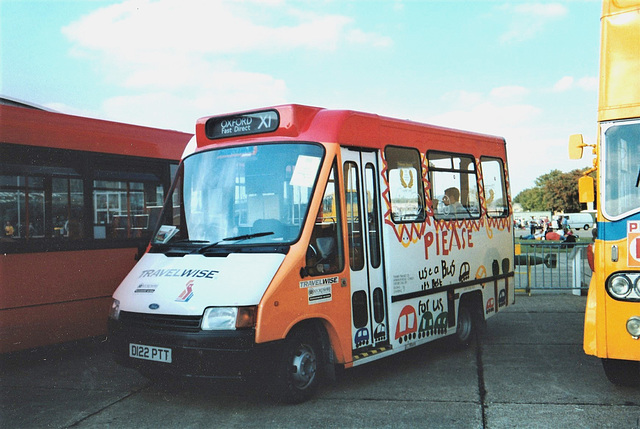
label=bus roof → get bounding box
[194,104,507,158]
[0,104,192,160]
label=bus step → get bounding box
[353,345,392,361]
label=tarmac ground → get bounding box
[1,293,639,429]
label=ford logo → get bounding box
[149,303,160,310]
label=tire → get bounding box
[454,299,484,347]
[602,358,640,387]
[272,327,321,403]
[583,224,590,231]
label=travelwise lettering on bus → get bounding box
[138,269,219,279]
[299,276,339,288]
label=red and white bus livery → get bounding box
[108,105,514,402]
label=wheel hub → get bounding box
[291,344,316,389]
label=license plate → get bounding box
[129,343,172,363]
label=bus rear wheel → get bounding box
[602,358,640,387]
[272,327,321,403]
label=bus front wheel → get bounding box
[272,327,321,403]
[602,358,640,387]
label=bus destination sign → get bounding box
[206,110,280,139]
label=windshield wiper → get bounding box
[223,232,274,242]
[150,239,212,257]
[196,232,274,254]
[151,239,209,249]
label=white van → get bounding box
[563,212,595,230]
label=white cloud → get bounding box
[440,90,485,109]
[62,1,360,69]
[101,77,288,132]
[428,100,542,137]
[553,75,598,92]
[577,76,598,91]
[514,3,567,18]
[346,28,393,47]
[425,84,595,196]
[553,76,575,92]
[428,100,544,195]
[60,0,391,130]
[499,2,568,44]
[62,0,390,64]
[490,85,530,100]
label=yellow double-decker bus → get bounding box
[570,0,640,386]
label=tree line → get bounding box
[513,168,596,213]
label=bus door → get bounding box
[341,148,388,353]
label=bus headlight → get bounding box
[109,299,121,320]
[202,307,237,330]
[201,306,256,330]
[608,275,632,299]
[627,317,640,339]
[635,276,640,296]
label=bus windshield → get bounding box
[152,143,325,249]
[603,120,640,219]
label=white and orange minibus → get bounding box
[108,105,514,402]
[570,0,640,386]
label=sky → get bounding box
[1,0,602,196]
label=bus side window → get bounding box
[428,151,480,219]
[344,161,365,271]
[480,157,509,217]
[93,172,165,240]
[53,177,85,239]
[385,146,426,223]
[306,161,345,276]
[364,164,381,268]
[0,144,175,253]
[1,173,85,241]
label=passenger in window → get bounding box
[4,221,14,238]
[441,187,464,217]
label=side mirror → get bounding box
[569,134,585,160]
[579,175,595,203]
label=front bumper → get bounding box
[108,314,283,380]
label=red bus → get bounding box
[0,102,191,353]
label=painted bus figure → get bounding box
[107,104,515,403]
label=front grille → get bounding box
[119,311,202,332]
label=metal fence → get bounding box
[513,242,592,294]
